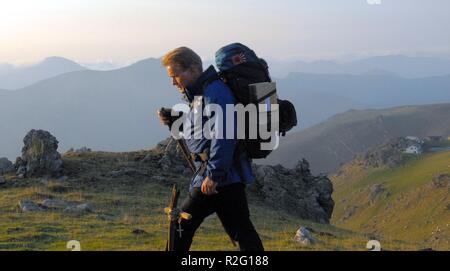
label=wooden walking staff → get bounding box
[164,184,192,251]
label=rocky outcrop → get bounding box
[252,160,334,224]
[355,137,419,168]
[14,130,63,177]
[156,138,335,224]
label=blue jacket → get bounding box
[183,66,255,190]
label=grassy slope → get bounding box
[331,151,450,250]
[0,151,420,251]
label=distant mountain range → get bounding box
[79,61,128,71]
[2,54,450,90]
[0,57,86,89]
[278,72,450,129]
[1,56,450,162]
[269,55,450,78]
[0,58,177,161]
[261,103,450,174]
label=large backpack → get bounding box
[215,43,297,159]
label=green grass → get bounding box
[0,150,421,251]
[331,151,450,250]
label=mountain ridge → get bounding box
[261,103,450,174]
[0,56,86,90]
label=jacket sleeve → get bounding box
[204,83,237,184]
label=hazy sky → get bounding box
[1,0,450,64]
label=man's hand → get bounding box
[157,108,173,126]
[157,108,184,128]
[201,176,218,195]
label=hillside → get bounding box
[331,145,450,250]
[0,148,426,251]
[261,103,450,174]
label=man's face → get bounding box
[166,64,198,94]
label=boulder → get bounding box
[18,200,43,212]
[294,227,316,245]
[15,130,63,177]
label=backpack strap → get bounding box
[200,73,221,93]
[198,71,249,181]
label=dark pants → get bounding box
[173,182,264,251]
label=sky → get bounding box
[1,0,450,64]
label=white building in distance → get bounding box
[404,145,422,154]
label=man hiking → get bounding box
[158,46,264,251]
